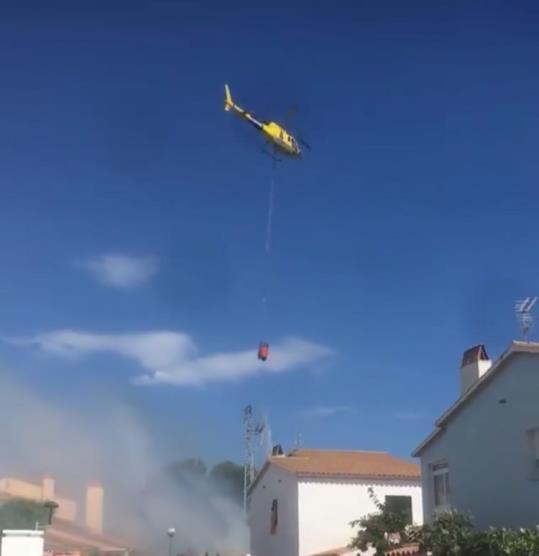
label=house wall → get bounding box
[0,478,42,500]
[248,464,298,556]
[55,497,78,522]
[1,530,44,556]
[419,351,539,528]
[85,484,103,534]
[0,477,78,523]
[297,478,423,556]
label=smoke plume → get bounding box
[0,371,248,555]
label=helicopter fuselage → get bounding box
[224,85,301,158]
[261,121,301,157]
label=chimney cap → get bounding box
[271,444,284,456]
[461,344,489,367]
[88,480,103,488]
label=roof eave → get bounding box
[434,343,515,428]
[247,460,273,496]
[412,341,539,457]
[411,426,444,457]
[295,471,421,482]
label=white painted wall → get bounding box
[298,479,423,556]
[1,530,44,556]
[419,352,539,528]
[248,464,298,556]
[460,359,492,395]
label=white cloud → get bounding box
[298,406,357,419]
[75,254,158,289]
[16,330,333,387]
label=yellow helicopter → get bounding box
[224,84,309,159]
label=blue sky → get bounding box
[1,1,539,466]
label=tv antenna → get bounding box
[243,405,264,516]
[294,431,302,450]
[515,296,538,341]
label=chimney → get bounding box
[42,475,55,501]
[85,481,104,535]
[271,444,284,456]
[460,344,491,395]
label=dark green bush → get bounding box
[350,488,411,555]
[351,504,539,556]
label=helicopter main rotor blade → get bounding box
[298,136,312,151]
[283,104,298,127]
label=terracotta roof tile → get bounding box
[269,449,420,481]
[48,518,131,549]
[385,544,424,555]
[309,547,354,556]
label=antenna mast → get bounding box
[294,430,302,450]
[243,405,264,516]
[243,405,253,516]
[515,297,538,341]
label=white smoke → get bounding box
[0,372,248,555]
[259,416,274,460]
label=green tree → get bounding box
[166,458,208,479]
[0,499,49,531]
[417,511,479,555]
[355,509,539,556]
[209,461,243,506]
[349,488,410,555]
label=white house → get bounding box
[413,341,539,528]
[248,449,422,556]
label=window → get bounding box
[432,461,449,510]
[270,498,278,534]
[527,428,539,477]
[385,495,413,524]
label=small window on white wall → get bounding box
[432,461,449,511]
[385,495,413,524]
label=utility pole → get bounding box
[167,527,175,556]
[243,405,266,515]
[243,405,254,515]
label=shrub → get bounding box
[350,488,411,555]
[351,506,539,556]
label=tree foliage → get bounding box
[412,512,539,555]
[349,488,411,555]
[351,505,539,556]
[415,511,480,555]
[167,458,208,478]
[0,499,49,531]
[165,457,244,506]
[209,460,244,505]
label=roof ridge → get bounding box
[413,340,539,457]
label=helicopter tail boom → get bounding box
[224,84,233,112]
[224,84,263,130]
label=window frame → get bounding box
[431,460,450,513]
[526,427,539,479]
[385,494,413,525]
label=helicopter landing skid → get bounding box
[260,142,281,163]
